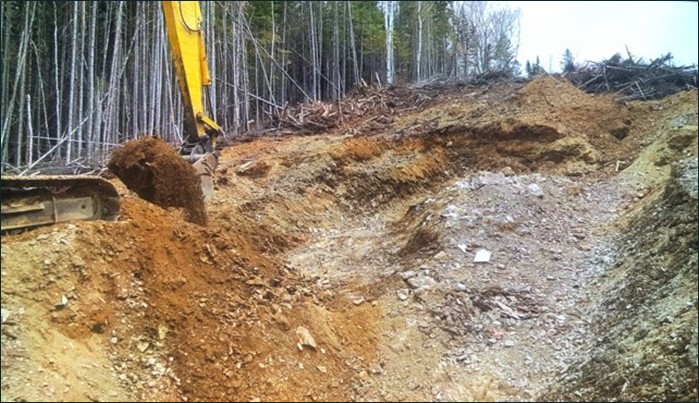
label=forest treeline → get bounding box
[0,1,520,171]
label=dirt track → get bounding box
[1,77,697,402]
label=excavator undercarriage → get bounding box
[1,176,120,232]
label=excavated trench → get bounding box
[1,79,697,402]
[207,86,697,401]
[275,144,616,401]
[211,114,696,400]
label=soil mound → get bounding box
[0,193,379,401]
[396,76,653,175]
[493,76,631,163]
[108,137,207,225]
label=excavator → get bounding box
[1,1,222,232]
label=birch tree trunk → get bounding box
[26,94,33,167]
[269,1,276,104]
[280,2,288,102]
[380,1,397,85]
[76,2,86,159]
[16,48,26,167]
[334,2,341,99]
[308,2,318,101]
[86,1,96,160]
[347,1,359,85]
[66,1,79,162]
[104,1,124,149]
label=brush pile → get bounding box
[273,85,433,134]
[567,52,697,101]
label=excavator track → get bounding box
[1,175,121,232]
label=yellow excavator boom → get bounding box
[161,0,222,151]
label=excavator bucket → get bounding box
[190,152,217,202]
[107,137,209,226]
[1,175,121,232]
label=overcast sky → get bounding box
[496,1,699,72]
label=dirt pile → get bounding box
[511,76,627,134]
[108,137,207,225]
[395,76,640,175]
[0,194,380,401]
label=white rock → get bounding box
[471,176,488,189]
[454,282,468,292]
[528,183,544,198]
[473,249,491,263]
[1,309,9,323]
[158,324,169,340]
[413,286,432,298]
[433,251,448,261]
[441,205,459,219]
[407,276,437,290]
[295,326,317,349]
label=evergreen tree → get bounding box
[561,48,576,73]
[527,56,545,77]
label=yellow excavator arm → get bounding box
[161,1,222,151]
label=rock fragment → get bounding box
[295,326,317,349]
